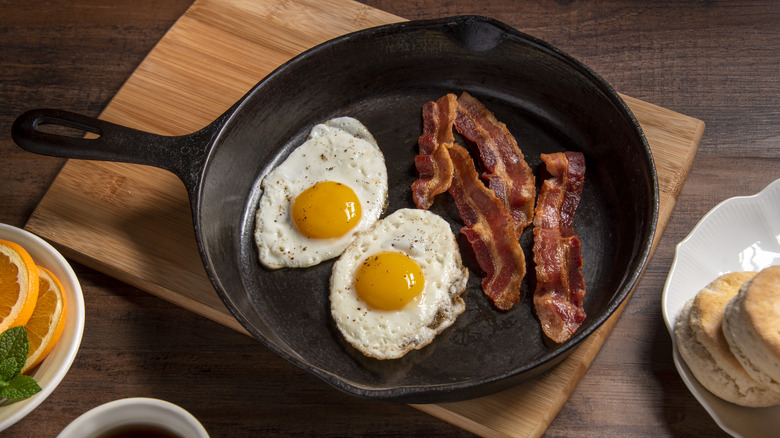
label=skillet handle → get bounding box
[11,108,222,192]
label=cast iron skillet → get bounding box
[12,16,658,403]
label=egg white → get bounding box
[254,117,388,269]
[330,208,469,360]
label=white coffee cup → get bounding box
[57,397,209,438]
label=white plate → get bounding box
[661,178,780,438]
[0,223,86,432]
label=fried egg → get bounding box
[254,117,388,269]
[330,208,469,360]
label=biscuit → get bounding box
[675,271,780,407]
[723,265,780,393]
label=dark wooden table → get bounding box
[2,1,778,436]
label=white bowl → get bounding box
[0,223,86,432]
[661,178,780,438]
[57,397,209,438]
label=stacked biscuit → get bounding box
[674,265,780,407]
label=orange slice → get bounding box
[22,266,67,374]
[0,239,39,332]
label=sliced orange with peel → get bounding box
[0,239,39,332]
[22,266,67,374]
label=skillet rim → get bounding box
[194,14,660,403]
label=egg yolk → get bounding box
[292,181,362,239]
[355,251,425,311]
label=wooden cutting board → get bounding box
[24,0,704,436]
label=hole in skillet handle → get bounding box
[10,108,224,194]
[36,113,102,139]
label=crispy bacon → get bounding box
[533,152,587,343]
[412,94,457,209]
[446,143,525,310]
[454,92,536,234]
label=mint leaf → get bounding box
[0,327,40,401]
[0,374,41,400]
[0,357,19,382]
[0,326,29,376]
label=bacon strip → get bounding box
[532,152,587,343]
[454,92,536,234]
[412,94,457,209]
[446,143,525,310]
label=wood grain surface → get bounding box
[20,0,703,436]
[2,1,779,437]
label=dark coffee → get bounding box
[95,424,183,438]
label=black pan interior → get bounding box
[195,16,657,403]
